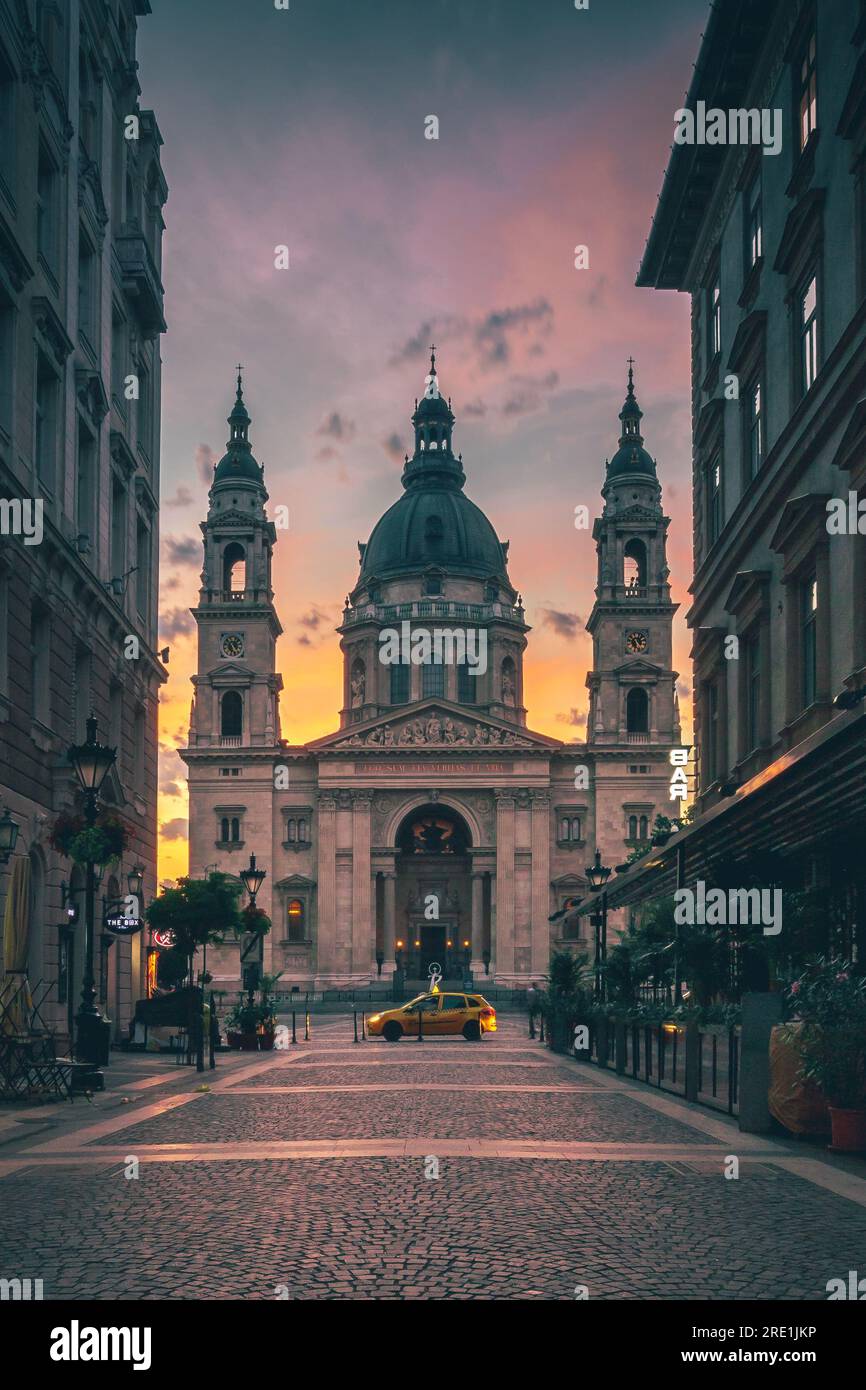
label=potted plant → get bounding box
[784,958,866,1152]
[257,972,283,1049]
[542,949,591,1054]
[224,998,260,1051]
[51,809,129,865]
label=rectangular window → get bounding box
[746,379,764,482]
[109,682,123,759]
[136,519,150,621]
[137,360,151,459]
[802,573,818,708]
[745,633,761,752]
[77,231,97,349]
[35,351,58,490]
[746,173,762,270]
[110,478,126,584]
[422,660,445,699]
[111,309,126,406]
[0,44,15,199]
[30,606,49,726]
[74,646,91,741]
[800,274,819,393]
[708,273,721,360]
[705,680,720,785]
[457,660,476,704]
[799,31,818,152]
[133,707,146,794]
[37,142,58,270]
[390,664,409,705]
[0,291,14,435]
[77,422,96,552]
[706,456,722,548]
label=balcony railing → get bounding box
[205,589,270,604]
[627,732,650,743]
[219,735,242,746]
[342,599,525,626]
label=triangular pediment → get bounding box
[613,657,661,679]
[208,661,252,679]
[311,699,560,753]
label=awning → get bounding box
[573,703,866,915]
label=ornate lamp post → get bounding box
[0,807,19,863]
[67,716,116,1076]
[239,853,267,1006]
[585,849,612,1000]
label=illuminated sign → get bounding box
[104,913,143,936]
[151,928,175,950]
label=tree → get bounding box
[145,873,242,958]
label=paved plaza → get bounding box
[1,1015,865,1300]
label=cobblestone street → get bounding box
[2,1015,866,1300]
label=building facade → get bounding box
[600,0,866,965]
[0,0,167,1042]
[182,357,682,990]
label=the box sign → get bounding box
[104,913,144,936]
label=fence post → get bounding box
[361,1011,366,1041]
[353,1012,359,1044]
[417,1004,424,1042]
[615,1018,626,1074]
[685,1019,700,1102]
[291,1010,297,1045]
[304,1011,310,1042]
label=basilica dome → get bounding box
[358,351,510,585]
[213,373,264,485]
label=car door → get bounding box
[402,995,440,1036]
[437,994,468,1034]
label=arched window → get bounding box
[230,817,240,843]
[457,660,475,704]
[422,659,444,698]
[628,815,638,840]
[570,817,581,841]
[222,542,246,594]
[560,818,570,841]
[626,687,648,733]
[298,819,307,843]
[286,898,305,942]
[221,691,243,737]
[220,816,229,842]
[623,538,647,591]
[287,819,296,842]
[639,815,648,840]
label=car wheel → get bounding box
[383,1021,403,1042]
[463,1020,481,1041]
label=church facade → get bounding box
[180,357,681,989]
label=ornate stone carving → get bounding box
[334,713,532,750]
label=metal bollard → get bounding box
[417,1004,424,1042]
[361,1011,366,1041]
[291,1010,297,1044]
[539,1012,545,1043]
[305,1012,310,1042]
[353,1012,359,1044]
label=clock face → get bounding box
[220,632,245,658]
[626,630,648,654]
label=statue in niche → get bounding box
[501,668,515,705]
[350,667,366,707]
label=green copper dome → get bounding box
[606,361,658,480]
[358,351,509,583]
[213,371,264,485]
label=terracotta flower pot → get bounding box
[828,1106,866,1153]
[238,1033,259,1052]
[226,1031,243,1050]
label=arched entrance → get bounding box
[394,804,473,980]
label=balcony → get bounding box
[219,736,242,747]
[115,231,166,334]
[627,732,650,743]
[342,599,525,627]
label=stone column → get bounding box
[315,794,337,981]
[381,871,397,977]
[494,792,515,980]
[351,791,373,979]
[530,791,550,979]
[470,871,485,978]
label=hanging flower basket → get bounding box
[237,904,271,938]
[50,811,129,865]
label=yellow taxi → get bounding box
[367,991,497,1042]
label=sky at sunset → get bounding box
[139,0,708,882]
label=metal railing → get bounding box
[583,1017,739,1116]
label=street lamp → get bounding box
[67,715,117,1080]
[585,850,612,1000]
[0,807,19,863]
[240,853,266,904]
[127,864,144,899]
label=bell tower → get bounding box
[585,362,680,747]
[188,373,283,749]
